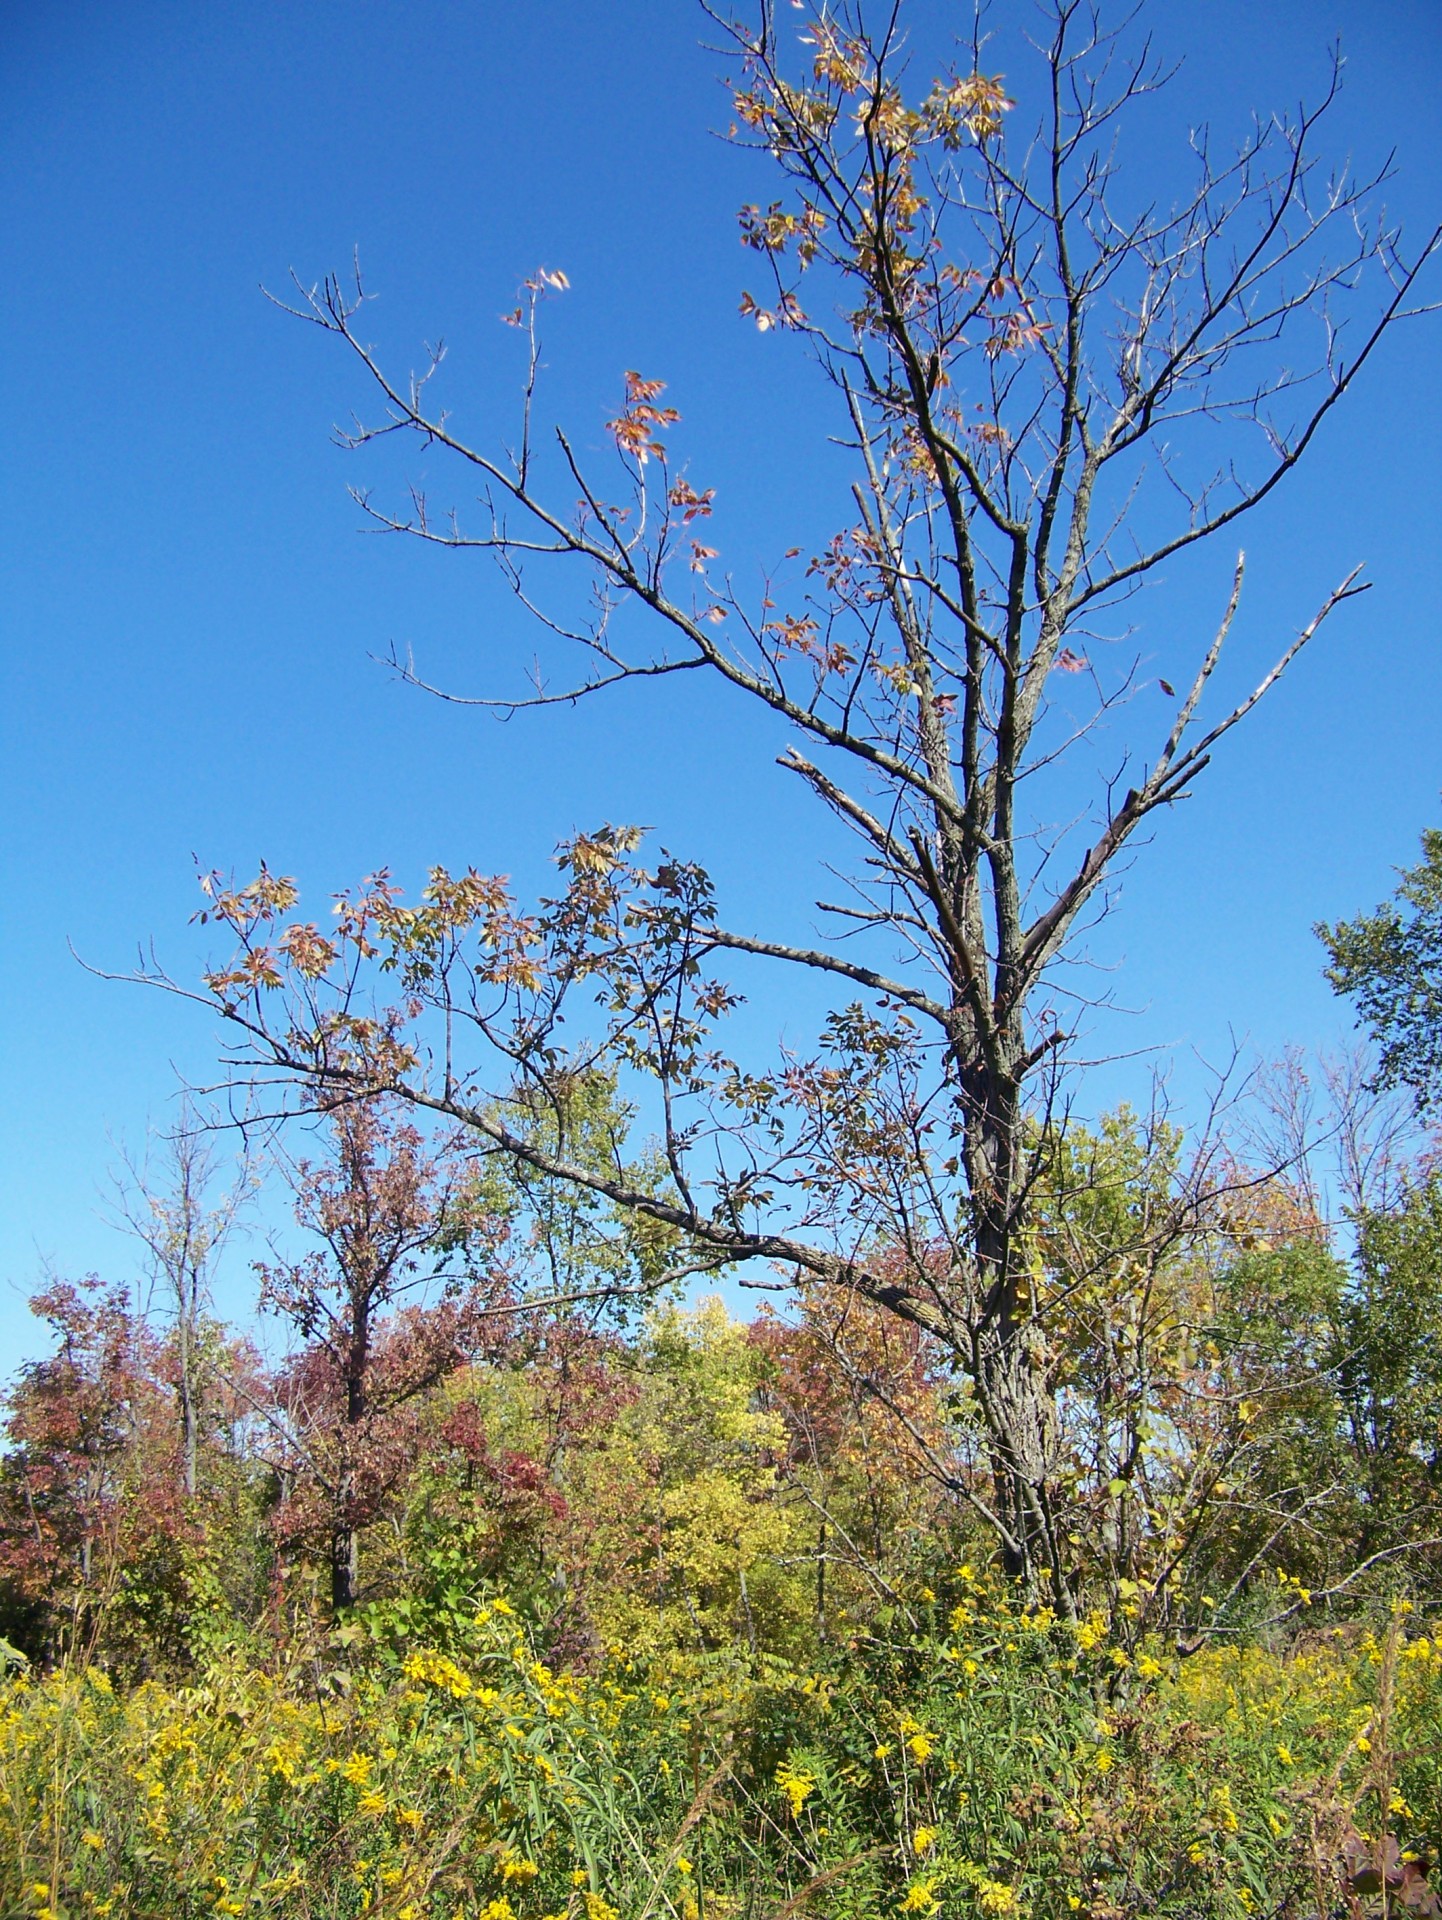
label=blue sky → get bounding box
[2,0,1439,1365]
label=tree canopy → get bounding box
[1322,826,1442,1113]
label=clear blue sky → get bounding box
[2,0,1439,1366]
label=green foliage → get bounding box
[1018,1113,1352,1625]
[397,1302,812,1664]
[456,1070,689,1321]
[1338,1176,1442,1539]
[1320,826,1442,1111]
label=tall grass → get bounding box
[1,1590,1438,1920]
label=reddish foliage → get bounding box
[257,1100,510,1612]
[0,1281,190,1664]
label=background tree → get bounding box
[458,1067,691,1323]
[0,1277,275,1673]
[401,1320,616,1654]
[151,0,1437,1605]
[110,1107,254,1499]
[0,1282,158,1664]
[1321,826,1442,1115]
[257,1098,493,1614]
[400,1293,960,1663]
[1333,1175,1442,1570]
[752,1283,961,1641]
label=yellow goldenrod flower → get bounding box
[776,1758,817,1815]
[975,1876,1019,1914]
[913,1826,939,1854]
[1075,1612,1106,1652]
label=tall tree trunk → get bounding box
[177,1307,198,1499]
[331,1511,358,1614]
[332,1315,369,1615]
[960,1022,1065,1606]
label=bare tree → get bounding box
[135,0,1436,1603]
[1239,1043,1420,1226]
[111,1105,254,1499]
